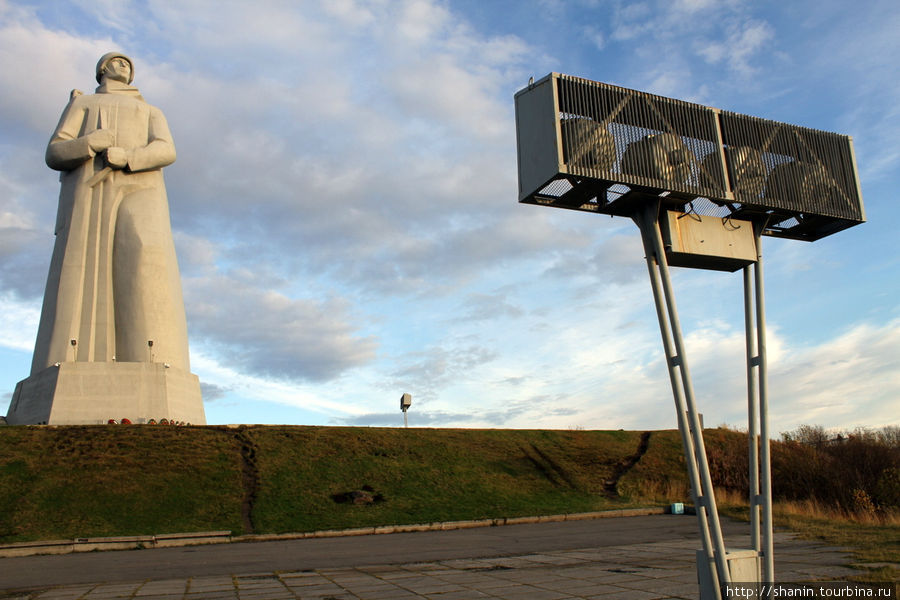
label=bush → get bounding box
[772,425,899,515]
[702,425,898,517]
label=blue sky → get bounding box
[0,0,897,433]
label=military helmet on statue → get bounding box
[95,52,134,84]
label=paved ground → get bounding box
[0,517,858,599]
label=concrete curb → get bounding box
[0,531,233,558]
[0,507,667,559]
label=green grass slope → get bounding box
[247,426,652,533]
[0,425,674,543]
[0,426,244,542]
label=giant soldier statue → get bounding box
[5,53,205,425]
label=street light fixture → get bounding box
[400,393,412,428]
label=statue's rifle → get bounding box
[86,108,116,187]
[86,165,112,187]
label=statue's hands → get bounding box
[86,129,116,152]
[105,147,128,169]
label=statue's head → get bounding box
[96,52,134,84]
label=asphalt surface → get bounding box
[0,515,869,600]
[0,515,746,591]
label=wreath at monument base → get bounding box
[105,418,191,426]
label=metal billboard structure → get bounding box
[515,73,864,599]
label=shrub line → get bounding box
[0,507,666,558]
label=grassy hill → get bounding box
[0,425,895,548]
[0,425,691,543]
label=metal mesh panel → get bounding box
[719,112,863,221]
[556,75,726,199]
[515,73,865,240]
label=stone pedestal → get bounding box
[6,362,206,425]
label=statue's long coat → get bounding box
[31,80,191,373]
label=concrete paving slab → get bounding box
[1,519,873,599]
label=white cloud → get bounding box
[69,0,136,33]
[455,291,524,322]
[0,6,114,131]
[395,0,451,45]
[674,0,719,11]
[184,272,377,382]
[321,0,377,29]
[696,19,774,78]
[0,293,40,351]
[627,317,900,434]
[582,26,605,50]
[768,319,900,431]
[189,349,367,418]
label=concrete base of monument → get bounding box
[6,362,206,425]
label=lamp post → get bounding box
[400,393,412,428]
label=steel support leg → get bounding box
[743,266,761,556]
[634,204,731,598]
[747,227,775,583]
